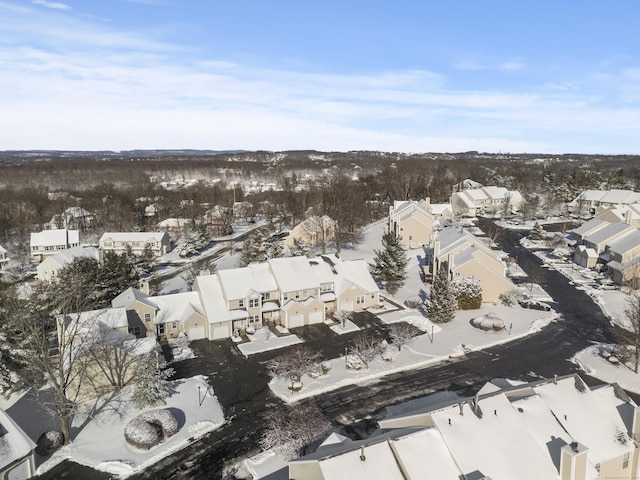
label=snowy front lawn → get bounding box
[37,375,224,479]
[269,305,557,403]
[573,344,640,395]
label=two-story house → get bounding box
[30,228,80,261]
[194,255,380,340]
[387,200,438,248]
[36,245,102,282]
[431,227,515,303]
[99,231,171,257]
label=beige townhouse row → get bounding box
[110,254,380,341]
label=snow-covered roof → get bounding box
[157,218,190,228]
[268,256,318,293]
[599,189,640,205]
[195,274,249,324]
[151,292,204,325]
[30,228,79,247]
[355,375,637,480]
[41,245,100,269]
[61,307,129,336]
[0,407,35,470]
[428,203,453,216]
[607,229,640,256]
[530,378,635,466]
[571,217,608,237]
[218,268,261,301]
[451,191,476,209]
[0,244,6,254]
[317,439,406,480]
[111,287,156,310]
[583,221,634,246]
[482,185,509,200]
[464,188,489,202]
[99,231,169,243]
[327,256,379,293]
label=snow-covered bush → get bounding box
[35,430,64,456]
[451,276,482,310]
[404,296,423,309]
[124,409,179,450]
[471,313,505,331]
[499,289,522,307]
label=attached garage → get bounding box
[211,324,230,340]
[288,313,304,328]
[187,326,206,340]
[308,311,323,324]
[342,300,353,311]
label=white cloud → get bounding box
[32,0,71,10]
[0,1,638,154]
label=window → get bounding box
[249,298,259,308]
[283,292,289,301]
[144,313,151,322]
[295,291,300,299]
[172,322,177,329]
[321,283,333,292]
[371,293,376,299]
[249,315,260,323]
[158,324,165,335]
[302,290,307,298]
[128,326,141,337]
[238,299,244,308]
[356,295,365,305]
[409,235,413,240]
[263,292,270,300]
[623,452,629,469]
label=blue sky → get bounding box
[1,0,639,153]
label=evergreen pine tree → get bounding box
[369,232,408,291]
[530,222,545,241]
[427,267,458,323]
[131,352,176,409]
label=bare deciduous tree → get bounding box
[388,322,418,351]
[267,345,323,386]
[617,293,640,374]
[260,402,330,460]
[349,334,382,369]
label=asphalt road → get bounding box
[36,219,622,479]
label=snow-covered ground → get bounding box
[520,229,640,393]
[37,375,224,478]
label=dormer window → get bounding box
[238,299,244,308]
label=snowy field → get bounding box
[37,376,224,478]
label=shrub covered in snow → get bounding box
[404,296,423,309]
[124,409,179,450]
[451,276,482,310]
[471,313,505,331]
[499,289,522,307]
[35,430,64,456]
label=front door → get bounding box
[157,324,165,336]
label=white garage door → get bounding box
[309,311,323,324]
[288,313,304,328]
[342,300,353,311]
[212,325,229,340]
[188,326,205,340]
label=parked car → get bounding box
[519,300,551,311]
